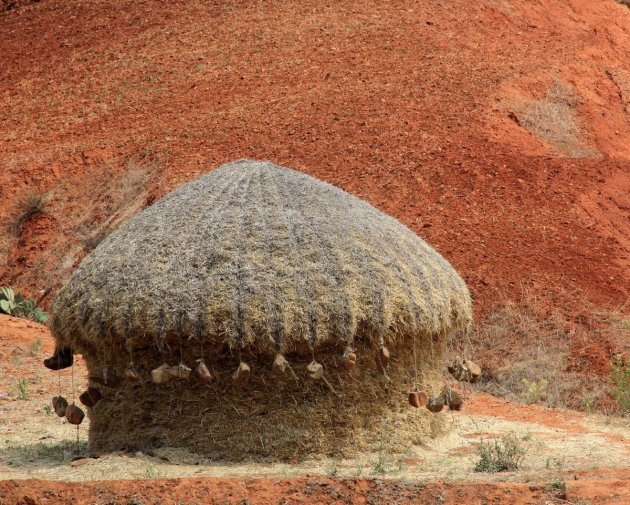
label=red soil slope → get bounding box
[1,0,629,316]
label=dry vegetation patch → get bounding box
[508,82,596,157]
[455,295,630,414]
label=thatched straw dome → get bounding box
[52,159,470,355]
[50,159,472,460]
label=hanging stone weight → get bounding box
[272,354,288,376]
[408,392,421,408]
[340,349,357,372]
[79,387,101,408]
[65,403,85,425]
[408,390,429,409]
[376,346,390,373]
[169,363,191,380]
[193,359,213,383]
[151,364,172,384]
[232,362,251,386]
[443,388,463,411]
[426,394,446,413]
[52,396,68,417]
[307,360,324,380]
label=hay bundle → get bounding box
[50,159,472,460]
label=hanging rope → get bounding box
[179,333,184,364]
[126,338,134,366]
[71,360,75,404]
[412,334,419,389]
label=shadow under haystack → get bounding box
[49,159,472,461]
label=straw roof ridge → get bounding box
[51,159,472,355]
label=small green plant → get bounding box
[0,286,48,324]
[30,336,42,357]
[610,354,630,412]
[14,379,28,400]
[43,403,52,415]
[580,393,598,413]
[144,462,163,478]
[545,457,564,471]
[521,378,548,404]
[545,480,565,491]
[474,433,528,473]
[370,421,400,475]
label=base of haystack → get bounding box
[85,346,447,461]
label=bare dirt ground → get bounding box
[1,0,629,502]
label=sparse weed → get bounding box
[521,378,548,404]
[144,462,164,478]
[43,403,52,415]
[5,440,87,465]
[14,378,28,400]
[370,421,401,475]
[474,433,528,473]
[14,192,51,234]
[545,457,564,471]
[545,480,565,491]
[610,354,630,413]
[30,336,42,357]
[580,393,598,413]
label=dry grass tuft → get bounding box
[79,160,155,252]
[509,82,595,157]
[13,192,51,235]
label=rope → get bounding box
[56,350,62,396]
[71,360,75,404]
[412,335,419,389]
[126,338,134,366]
[179,333,183,364]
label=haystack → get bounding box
[50,159,472,460]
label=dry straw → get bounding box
[50,159,472,459]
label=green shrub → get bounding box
[610,354,630,413]
[521,378,548,404]
[14,379,28,400]
[0,286,48,324]
[474,433,528,473]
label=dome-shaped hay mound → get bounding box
[50,159,472,460]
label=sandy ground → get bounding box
[1,315,629,504]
